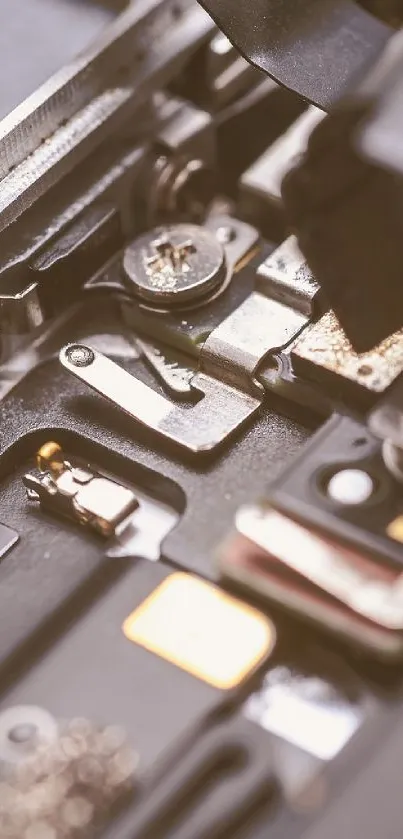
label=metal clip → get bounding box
[60,344,260,454]
[24,441,139,538]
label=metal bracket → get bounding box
[201,290,307,398]
[201,237,317,398]
[60,234,320,451]
[60,344,260,454]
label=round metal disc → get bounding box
[326,469,374,505]
[123,224,226,307]
[196,0,393,108]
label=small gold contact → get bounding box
[123,573,275,690]
[386,515,403,544]
[36,441,65,476]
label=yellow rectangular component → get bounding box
[122,573,275,689]
[387,516,403,544]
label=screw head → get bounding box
[123,224,226,307]
[65,345,95,368]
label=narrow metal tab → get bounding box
[60,344,260,454]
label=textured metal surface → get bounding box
[196,0,393,108]
[292,311,403,404]
[0,0,116,121]
[0,143,145,292]
[0,0,214,231]
[0,0,160,175]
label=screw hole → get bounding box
[357,364,373,376]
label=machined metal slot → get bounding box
[120,716,277,839]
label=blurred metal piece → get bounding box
[205,32,258,109]
[0,712,138,838]
[382,440,403,484]
[147,154,215,225]
[218,503,403,657]
[60,344,260,454]
[326,469,375,505]
[36,441,65,475]
[231,504,403,631]
[369,383,403,482]
[244,665,363,763]
[147,95,216,225]
[0,706,58,773]
[240,106,325,232]
[369,378,403,448]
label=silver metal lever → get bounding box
[59,344,260,454]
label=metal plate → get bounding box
[0,308,309,669]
